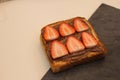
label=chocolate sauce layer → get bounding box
[41,17,104,63]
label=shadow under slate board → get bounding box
[42,3,120,80]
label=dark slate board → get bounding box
[42,3,120,80]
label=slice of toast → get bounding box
[40,17,107,73]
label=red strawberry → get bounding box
[74,18,89,32]
[59,22,75,36]
[81,32,98,48]
[66,36,85,53]
[50,40,68,59]
[43,26,59,41]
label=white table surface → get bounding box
[0,0,120,80]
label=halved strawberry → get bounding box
[59,22,75,36]
[66,36,85,53]
[74,18,89,32]
[81,32,98,48]
[43,26,59,41]
[50,40,68,59]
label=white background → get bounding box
[0,0,120,80]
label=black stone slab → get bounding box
[42,3,120,80]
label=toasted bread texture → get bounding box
[40,17,107,73]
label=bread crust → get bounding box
[40,17,107,73]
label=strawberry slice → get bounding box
[81,32,98,48]
[74,18,89,32]
[43,26,59,41]
[59,22,75,36]
[50,40,68,59]
[66,36,85,53]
